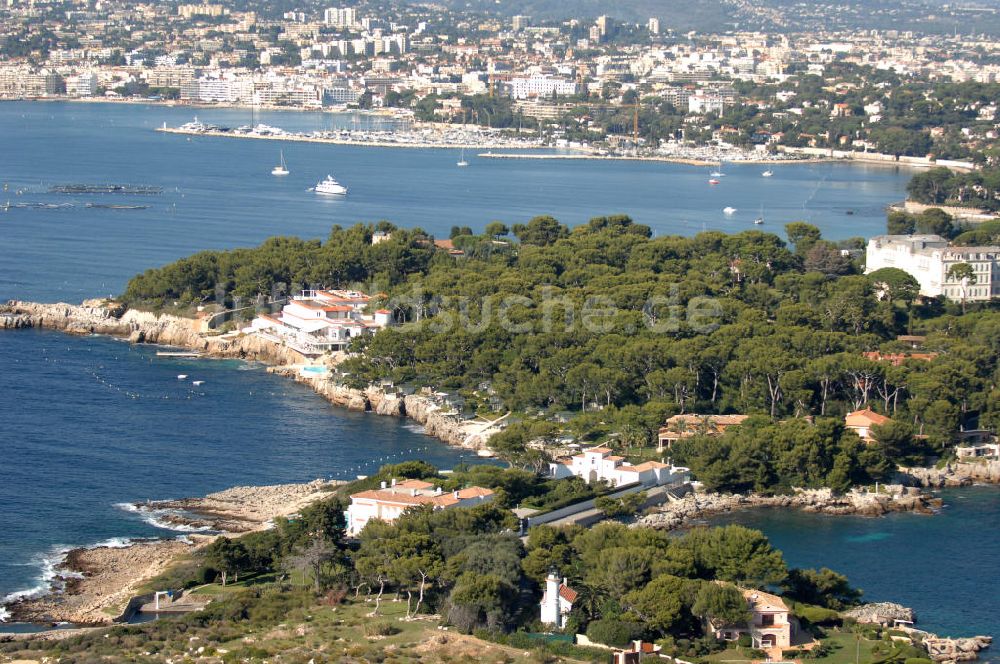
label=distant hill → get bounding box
[403,0,1000,35]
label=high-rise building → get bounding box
[323,7,356,29]
[596,15,614,39]
[648,17,660,35]
[512,15,530,31]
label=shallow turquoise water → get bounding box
[705,486,1000,641]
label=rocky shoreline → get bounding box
[2,479,344,626]
[842,603,992,664]
[900,460,1000,487]
[5,538,199,626]
[135,479,341,533]
[636,485,941,531]
[0,299,498,450]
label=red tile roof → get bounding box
[559,584,578,603]
[845,408,890,427]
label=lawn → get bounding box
[188,571,284,595]
[809,630,883,664]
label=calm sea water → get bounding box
[706,487,1000,641]
[1,102,995,645]
[0,329,486,617]
[0,101,910,303]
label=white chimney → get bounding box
[453,490,459,499]
[380,481,387,489]
[391,478,397,487]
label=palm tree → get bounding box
[574,582,610,621]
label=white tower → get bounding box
[540,571,560,627]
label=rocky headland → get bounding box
[923,635,993,663]
[3,479,345,626]
[636,486,940,531]
[5,538,198,626]
[133,479,341,533]
[843,603,992,663]
[1,299,499,450]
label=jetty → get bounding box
[155,350,203,358]
[49,184,163,195]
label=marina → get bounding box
[49,184,163,195]
[0,102,911,304]
[159,120,549,151]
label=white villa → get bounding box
[249,289,392,356]
[539,571,577,629]
[865,234,1000,302]
[547,446,689,488]
[344,478,495,536]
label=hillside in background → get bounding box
[404,0,1000,34]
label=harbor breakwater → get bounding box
[0,300,495,450]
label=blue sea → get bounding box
[0,101,909,303]
[0,102,996,645]
[0,329,487,618]
[706,487,1000,641]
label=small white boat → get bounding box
[177,374,188,379]
[192,380,205,386]
[723,206,737,215]
[314,175,347,196]
[762,169,774,177]
[272,150,289,176]
[754,218,764,225]
[457,147,469,167]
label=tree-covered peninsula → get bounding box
[121,215,1000,497]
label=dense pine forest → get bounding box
[124,215,1000,493]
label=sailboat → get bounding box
[457,147,469,167]
[271,150,289,176]
[710,160,725,178]
[762,169,774,177]
[754,204,764,225]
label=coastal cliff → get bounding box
[270,366,497,450]
[2,300,496,451]
[1,299,306,366]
